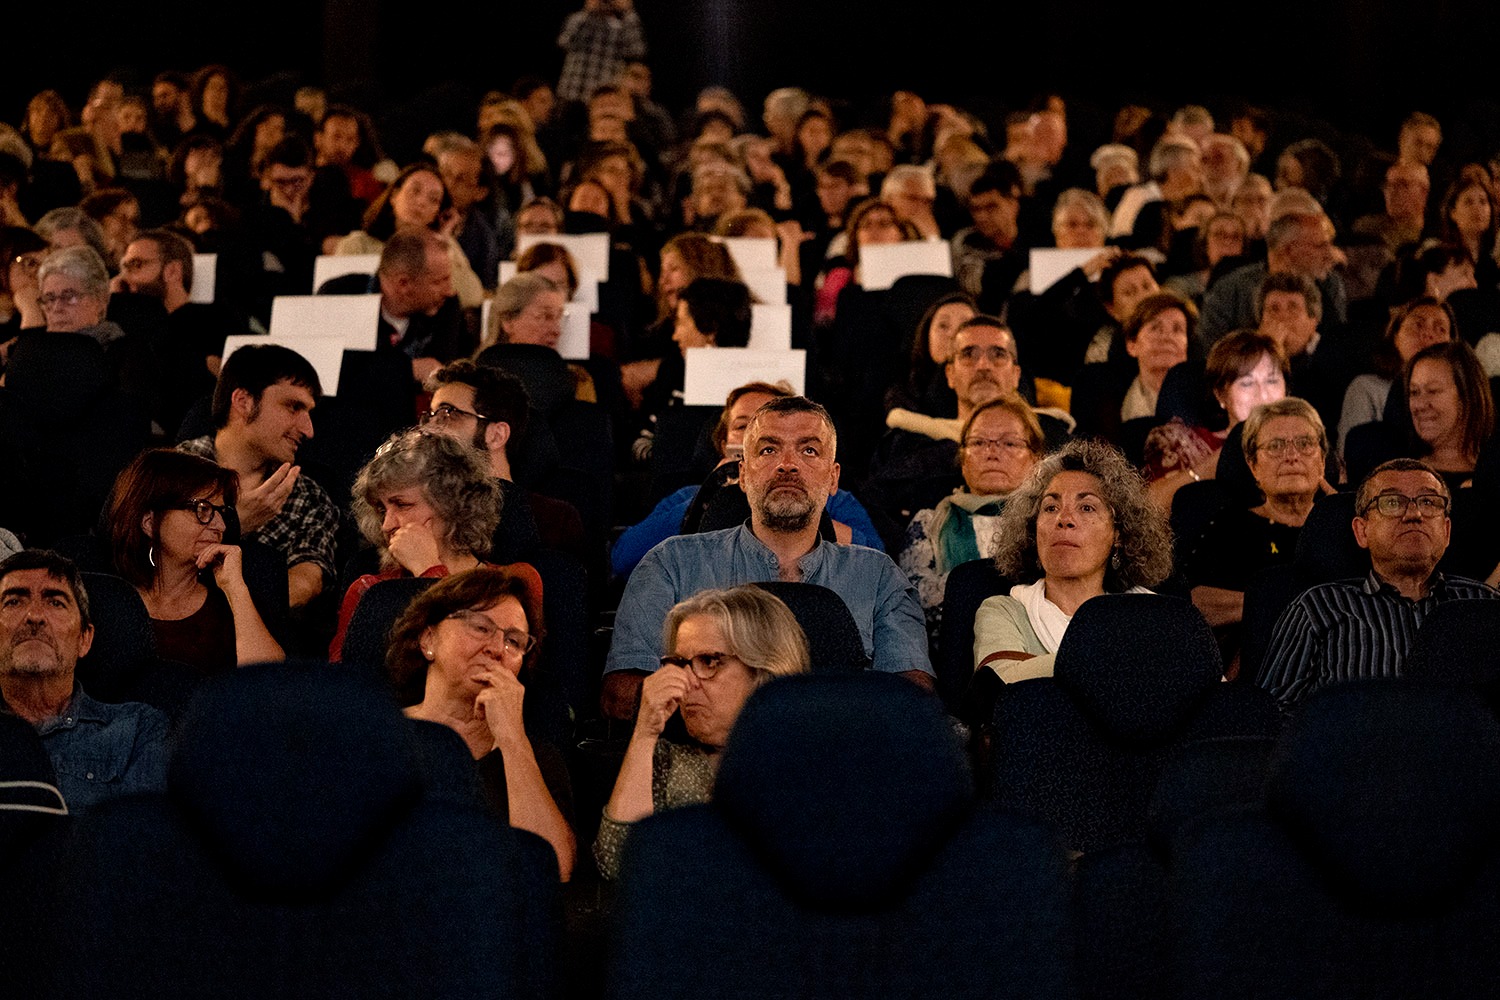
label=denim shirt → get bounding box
[29,686,169,815]
[605,524,933,677]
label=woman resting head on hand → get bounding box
[329,430,502,660]
[108,449,284,674]
[593,585,810,879]
[973,439,1172,684]
[387,565,574,881]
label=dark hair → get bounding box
[816,158,862,187]
[132,227,196,291]
[0,549,92,630]
[1278,138,1341,201]
[1205,329,1288,397]
[189,64,239,122]
[1255,270,1322,324]
[842,198,911,269]
[967,159,1023,202]
[515,242,579,297]
[211,344,322,430]
[168,133,225,189]
[262,136,313,172]
[1375,296,1457,378]
[0,226,47,295]
[107,450,239,590]
[1406,340,1495,462]
[907,290,977,375]
[80,188,139,223]
[386,565,544,692]
[1356,457,1450,515]
[511,76,552,101]
[362,163,450,242]
[1437,169,1499,262]
[430,359,530,443]
[1099,254,1157,307]
[692,108,740,139]
[679,277,752,347]
[1123,290,1198,343]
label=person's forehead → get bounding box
[955,324,1013,350]
[1114,266,1155,289]
[41,272,84,291]
[969,407,1023,436]
[1,569,77,605]
[1260,414,1314,435]
[748,409,829,440]
[1265,290,1307,310]
[730,392,775,420]
[1368,469,1444,496]
[265,379,316,407]
[432,381,477,409]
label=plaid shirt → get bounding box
[556,9,647,102]
[178,437,340,585]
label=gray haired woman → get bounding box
[973,439,1173,682]
[329,429,503,659]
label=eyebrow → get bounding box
[0,585,72,604]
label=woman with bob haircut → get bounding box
[107,449,283,673]
[387,565,573,880]
[973,439,1173,683]
[593,584,811,879]
[329,430,503,659]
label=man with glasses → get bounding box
[864,317,1066,540]
[421,360,583,561]
[179,344,338,610]
[0,550,167,814]
[1256,458,1498,707]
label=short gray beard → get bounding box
[758,491,816,533]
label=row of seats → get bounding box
[8,641,1499,998]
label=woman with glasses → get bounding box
[106,450,284,674]
[899,394,1043,635]
[593,585,810,879]
[329,430,503,660]
[1180,398,1333,639]
[386,565,574,881]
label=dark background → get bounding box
[6,0,1500,162]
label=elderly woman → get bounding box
[107,449,283,673]
[900,395,1044,631]
[1180,398,1332,629]
[1339,297,1457,454]
[973,439,1173,682]
[34,245,120,343]
[594,585,811,879]
[334,163,484,308]
[476,272,598,405]
[387,566,574,881]
[329,430,503,660]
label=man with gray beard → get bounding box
[601,397,932,718]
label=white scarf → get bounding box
[1011,580,1152,653]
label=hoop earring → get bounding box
[148,545,157,569]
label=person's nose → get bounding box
[299,411,314,440]
[382,508,401,533]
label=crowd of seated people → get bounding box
[8,33,1500,996]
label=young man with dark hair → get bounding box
[178,344,338,609]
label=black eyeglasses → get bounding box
[175,499,230,524]
[659,652,738,680]
[420,402,490,427]
[1361,493,1450,519]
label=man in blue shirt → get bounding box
[0,551,168,814]
[603,396,933,718]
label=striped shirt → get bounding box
[1255,571,1499,706]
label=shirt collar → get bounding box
[736,521,827,576]
[1362,568,1446,599]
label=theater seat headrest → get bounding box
[714,674,973,910]
[1269,680,1500,910]
[168,662,421,900]
[1055,594,1220,745]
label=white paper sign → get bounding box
[738,266,788,305]
[313,254,381,292]
[1028,248,1100,294]
[716,236,777,273]
[516,233,610,281]
[222,334,346,397]
[748,304,792,351]
[683,348,806,406]
[269,294,382,352]
[858,241,953,290]
[559,303,591,360]
[190,254,216,304]
[498,261,599,313]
